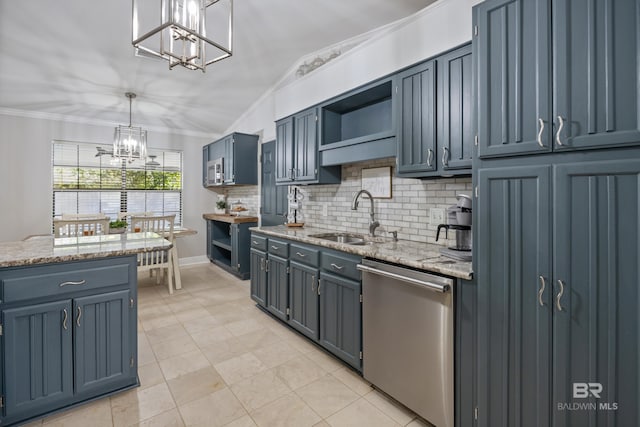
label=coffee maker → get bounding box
[436,194,472,261]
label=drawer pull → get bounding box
[330,263,344,270]
[59,280,86,287]
[62,308,68,330]
[271,245,279,250]
[76,306,82,327]
[295,252,306,258]
[252,240,259,245]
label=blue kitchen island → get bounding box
[0,232,171,426]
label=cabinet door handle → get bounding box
[427,149,434,167]
[442,147,449,167]
[265,260,269,272]
[260,258,264,271]
[538,276,546,306]
[556,116,565,146]
[76,306,82,327]
[62,308,68,330]
[330,263,344,270]
[59,280,86,287]
[295,252,306,258]
[317,279,322,295]
[537,118,545,147]
[556,280,565,311]
[311,275,316,292]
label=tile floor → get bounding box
[24,263,432,427]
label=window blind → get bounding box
[52,141,183,225]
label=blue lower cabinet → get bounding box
[318,271,362,370]
[0,256,138,426]
[250,249,267,307]
[73,290,133,397]
[267,255,288,321]
[288,261,319,340]
[3,300,74,421]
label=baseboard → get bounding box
[178,255,209,266]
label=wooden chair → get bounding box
[129,214,176,294]
[53,218,110,237]
[117,212,153,230]
[61,213,109,220]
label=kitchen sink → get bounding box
[308,232,368,245]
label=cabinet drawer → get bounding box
[268,238,289,258]
[290,244,319,267]
[1,259,132,303]
[250,234,267,251]
[321,251,361,281]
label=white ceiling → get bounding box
[0,1,436,137]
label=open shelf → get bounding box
[212,239,232,251]
[320,80,394,148]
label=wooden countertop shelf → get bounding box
[202,213,258,224]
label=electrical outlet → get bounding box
[322,203,328,217]
[430,208,445,225]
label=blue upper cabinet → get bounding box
[475,0,640,158]
[293,108,319,182]
[202,132,258,187]
[223,135,234,184]
[275,116,294,184]
[475,0,551,157]
[396,60,437,175]
[275,107,341,186]
[552,0,640,151]
[438,44,474,171]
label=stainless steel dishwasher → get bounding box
[358,259,454,427]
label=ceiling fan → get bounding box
[95,147,158,167]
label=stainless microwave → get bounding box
[206,158,224,186]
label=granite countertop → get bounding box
[250,225,473,280]
[0,232,172,268]
[202,213,259,224]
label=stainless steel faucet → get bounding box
[351,189,380,236]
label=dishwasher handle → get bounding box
[357,264,451,293]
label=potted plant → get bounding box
[215,199,227,214]
[109,220,128,234]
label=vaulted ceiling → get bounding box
[0,1,436,137]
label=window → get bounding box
[52,141,183,225]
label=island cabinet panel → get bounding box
[73,290,132,397]
[3,300,74,420]
[0,256,138,426]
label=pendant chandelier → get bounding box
[132,0,233,72]
[113,92,147,162]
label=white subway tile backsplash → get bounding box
[291,158,472,247]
